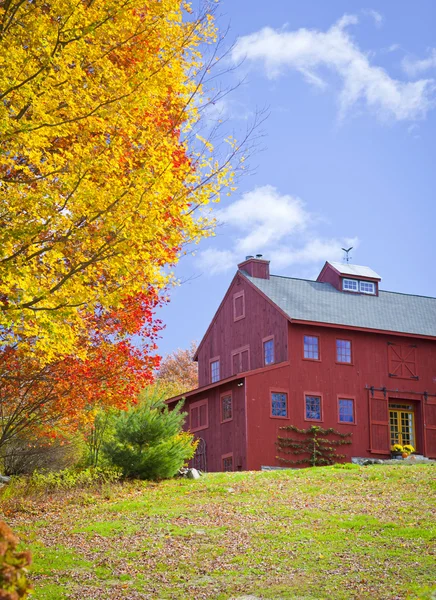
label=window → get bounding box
[231,346,250,374]
[338,398,355,423]
[189,399,208,432]
[388,344,418,379]
[233,291,245,321]
[222,454,233,471]
[210,359,220,383]
[221,393,232,422]
[271,392,288,417]
[343,278,376,294]
[263,338,274,365]
[359,281,375,294]
[305,395,322,421]
[343,278,358,292]
[336,339,352,363]
[304,335,319,360]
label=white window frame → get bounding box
[359,281,376,294]
[210,360,220,383]
[343,278,358,292]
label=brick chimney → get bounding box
[238,255,270,279]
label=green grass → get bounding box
[3,464,435,599]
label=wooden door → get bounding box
[423,397,436,458]
[368,390,390,454]
[389,404,415,448]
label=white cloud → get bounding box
[363,9,383,28]
[231,15,435,121]
[269,237,359,270]
[197,248,236,275]
[402,49,436,77]
[217,185,308,254]
[197,185,359,276]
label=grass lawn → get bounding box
[2,464,435,599]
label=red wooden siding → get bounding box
[242,322,436,470]
[196,274,288,387]
[181,379,247,472]
[316,262,341,290]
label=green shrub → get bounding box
[0,520,32,599]
[81,409,115,468]
[28,466,122,492]
[102,389,196,480]
[0,466,122,501]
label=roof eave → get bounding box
[289,318,436,340]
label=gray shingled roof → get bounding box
[244,274,436,338]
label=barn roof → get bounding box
[244,273,436,338]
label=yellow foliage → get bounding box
[0,0,235,360]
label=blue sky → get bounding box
[158,0,436,357]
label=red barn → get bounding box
[167,257,436,471]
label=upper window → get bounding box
[336,339,352,363]
[271,392,288,418]
[343,278,358,292]
[359,281,375,294]
[221,393,232,422]
[305,395,322,421]
[304,335,319,360]
[338,398,355,423]
[233,291,245,321]
[263,338,274,365]
[210,360,220,383]
[190,399,208,432]
[232,346,250,375]
[343,278,376,294]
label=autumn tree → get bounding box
[0,0,241,361]
[156,342,198,397]
[0,289,162,458]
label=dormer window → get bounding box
[342,278,376,295]
[317,261,381,295]
[343,278,358,292]
[359,281,375,294]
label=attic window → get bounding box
[343,278,358,292]
[342,278,376,295]
[359,281,375,294]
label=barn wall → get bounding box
[180,378,247,472]
[244,323,436,469]
[196,274,288,387]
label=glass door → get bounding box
[389,404,415,448]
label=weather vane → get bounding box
[341,247,353,263]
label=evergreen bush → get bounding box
[103,390,196,480]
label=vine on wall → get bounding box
[276,425,352,467]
